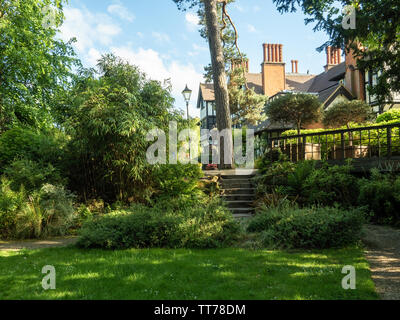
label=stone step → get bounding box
[226,200,254,209]
[233,214,253,219]
[222,194,255,201]
[231,208,255,215]
[222,188,255,195]
[221,175,255,180]
[221,181,253,189]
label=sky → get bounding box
[59,0,331,118]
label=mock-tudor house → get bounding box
[196,42,400,135]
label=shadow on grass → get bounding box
[0,246,378,300]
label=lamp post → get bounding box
[182,84,192,159]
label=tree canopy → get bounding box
[0,0,79,132]
[323,100,373,129]
[63,54,188,202]
[266,93,322,134]
[273,0,400,108]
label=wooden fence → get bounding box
[265,123,400,166]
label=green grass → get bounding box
[0,247,378,300]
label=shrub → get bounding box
[247,206,366,249]
[152,164,203,199]
[3,159,65,193]
[37,184,76,237]
[76,197,241,249]
[376,109,400,123]
[0,127,66,170]
[302,162,358,207]
[254,161,295,195]
[0,180,76,239]
[0,178,26,239]
[358,169,400,225]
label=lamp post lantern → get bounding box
[182,84,192,159]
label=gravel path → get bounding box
[0,237,78,252]
[363,225,400,300]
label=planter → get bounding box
[204,164,218,171]
[281,143,321,161]
[329,145,369,160]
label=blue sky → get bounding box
[60,0,330,117]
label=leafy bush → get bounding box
[247,206,366,249]
[358,169,400,225]
[0,180,76,239]
[255,160,357,207]
[3,159,65,193]
[302,162,358,207]
[76,197,241,249]
[0,127,66,170]
[0,179,26,239]
[254,161,295,195]
[376,109,400,123]
[152,164,203,199]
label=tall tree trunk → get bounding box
[203,0,234,169]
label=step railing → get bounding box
[264,122,400,162]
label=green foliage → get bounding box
[0,0,79,131]
[376,109,400,123]
[228,68,268,126]
[302,162,358,207]
[3,159,65,193]
[323,100,374,129]
[0,127,67,171]
[0,178,26,239]
[248,206,366,249]
[63,54,188,203]
[153,164,203,199]
[358,169,400,225]
[273,0,400,108]
[254,160,295,195]
[282,122,400,158]
[76,197,241,249]
[256,160,357,207]
[266,93,322,134]
[0,180,76,239]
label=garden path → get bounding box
[0,237,78,252]
[363,225,400,300]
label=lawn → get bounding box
[0,247,378,300]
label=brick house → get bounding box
[196,42,400,134]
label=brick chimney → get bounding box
[261,43,286,97]
[231,58,249,73]
[325,46,342,72]
[344,43,366,101]
[291,60,299,73]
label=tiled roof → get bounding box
[199,83,215,101]
[286,73,317,92]
[307,62,346,93]
[245,73,263,94]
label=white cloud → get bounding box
[247,24,257,33]
[60,7,121,53]
[111,46,204,117]
[86,48,102,66]
[185,12,200,31]
[107,2,135,22]
[234,4,245,12]
[152,32,171,43]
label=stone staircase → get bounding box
[220,173,256,218]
